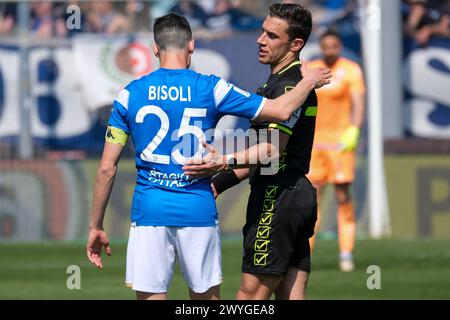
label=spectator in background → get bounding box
[197,0,216,14]
[403,0,450,46]
[87,0,131,34]
[169,0,208,30]
[149,0,176,23]
[285,0,358,36]
[319,0,354,25]
[0,2,15,35]
[125,0,151,32]
[31,1,67,38]
[205,0,262,38]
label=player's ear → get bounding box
[152,43,159,58]
[188,39,195,54]
[290,38,304,53]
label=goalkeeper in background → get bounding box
[307,29,365,272]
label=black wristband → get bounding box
[212,170,241,195]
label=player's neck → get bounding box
[271,56,298,74]
[158,51,189,70]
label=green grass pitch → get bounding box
[0,238,449,299]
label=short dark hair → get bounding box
[320,29,342,42]
[153,13,192,50]
[269,3,312,44]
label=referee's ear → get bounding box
[290,38,304,54]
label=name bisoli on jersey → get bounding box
[148,85,192,102]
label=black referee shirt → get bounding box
[250,60,318,185]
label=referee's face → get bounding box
[257,16,293,67]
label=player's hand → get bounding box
[183,141,228,178]
[86,227,112,269]
[339,126,360,152]
[300,58,332,89]
[211,183,219,199]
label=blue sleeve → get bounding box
[212,76,266,120]
[108,88,130,133]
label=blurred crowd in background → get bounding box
[0,0,362,40]
[402,0,450,46]
[0,0,448,45]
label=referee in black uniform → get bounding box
[184,3,319,300]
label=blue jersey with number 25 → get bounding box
[108,68,266,227]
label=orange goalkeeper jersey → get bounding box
[309,57,365,145]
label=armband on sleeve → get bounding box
[105,126,128,146]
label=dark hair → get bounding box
[320,29,342,42]
[269,3,312,44]
[153,13,192,50]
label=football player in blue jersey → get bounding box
[86,13,330,300]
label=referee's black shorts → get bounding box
[242,175,317,275]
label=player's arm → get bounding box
[405,3,426,36]
[207,132,289,197]
[212,61,329,124]
[256,61,330,122]
[225,85,295,167]
[351,90,365,129]
[337,89,364,152]
[208,133,289,197]
[340,65,366,151]
[183,137,281,176]
[233,78,295,169]
[240,130,289,167]
[210,168,250,198]
[229,129,289,169]
[415,15,450,45]
[87,128,127,269]
[186,67,320,181]
[184,78,298,181]
[184,130,289,181]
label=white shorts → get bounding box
[125,225,222,294]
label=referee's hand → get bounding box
[300,58,331,89]
[87,228,112,269]
[183,141,227,178]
